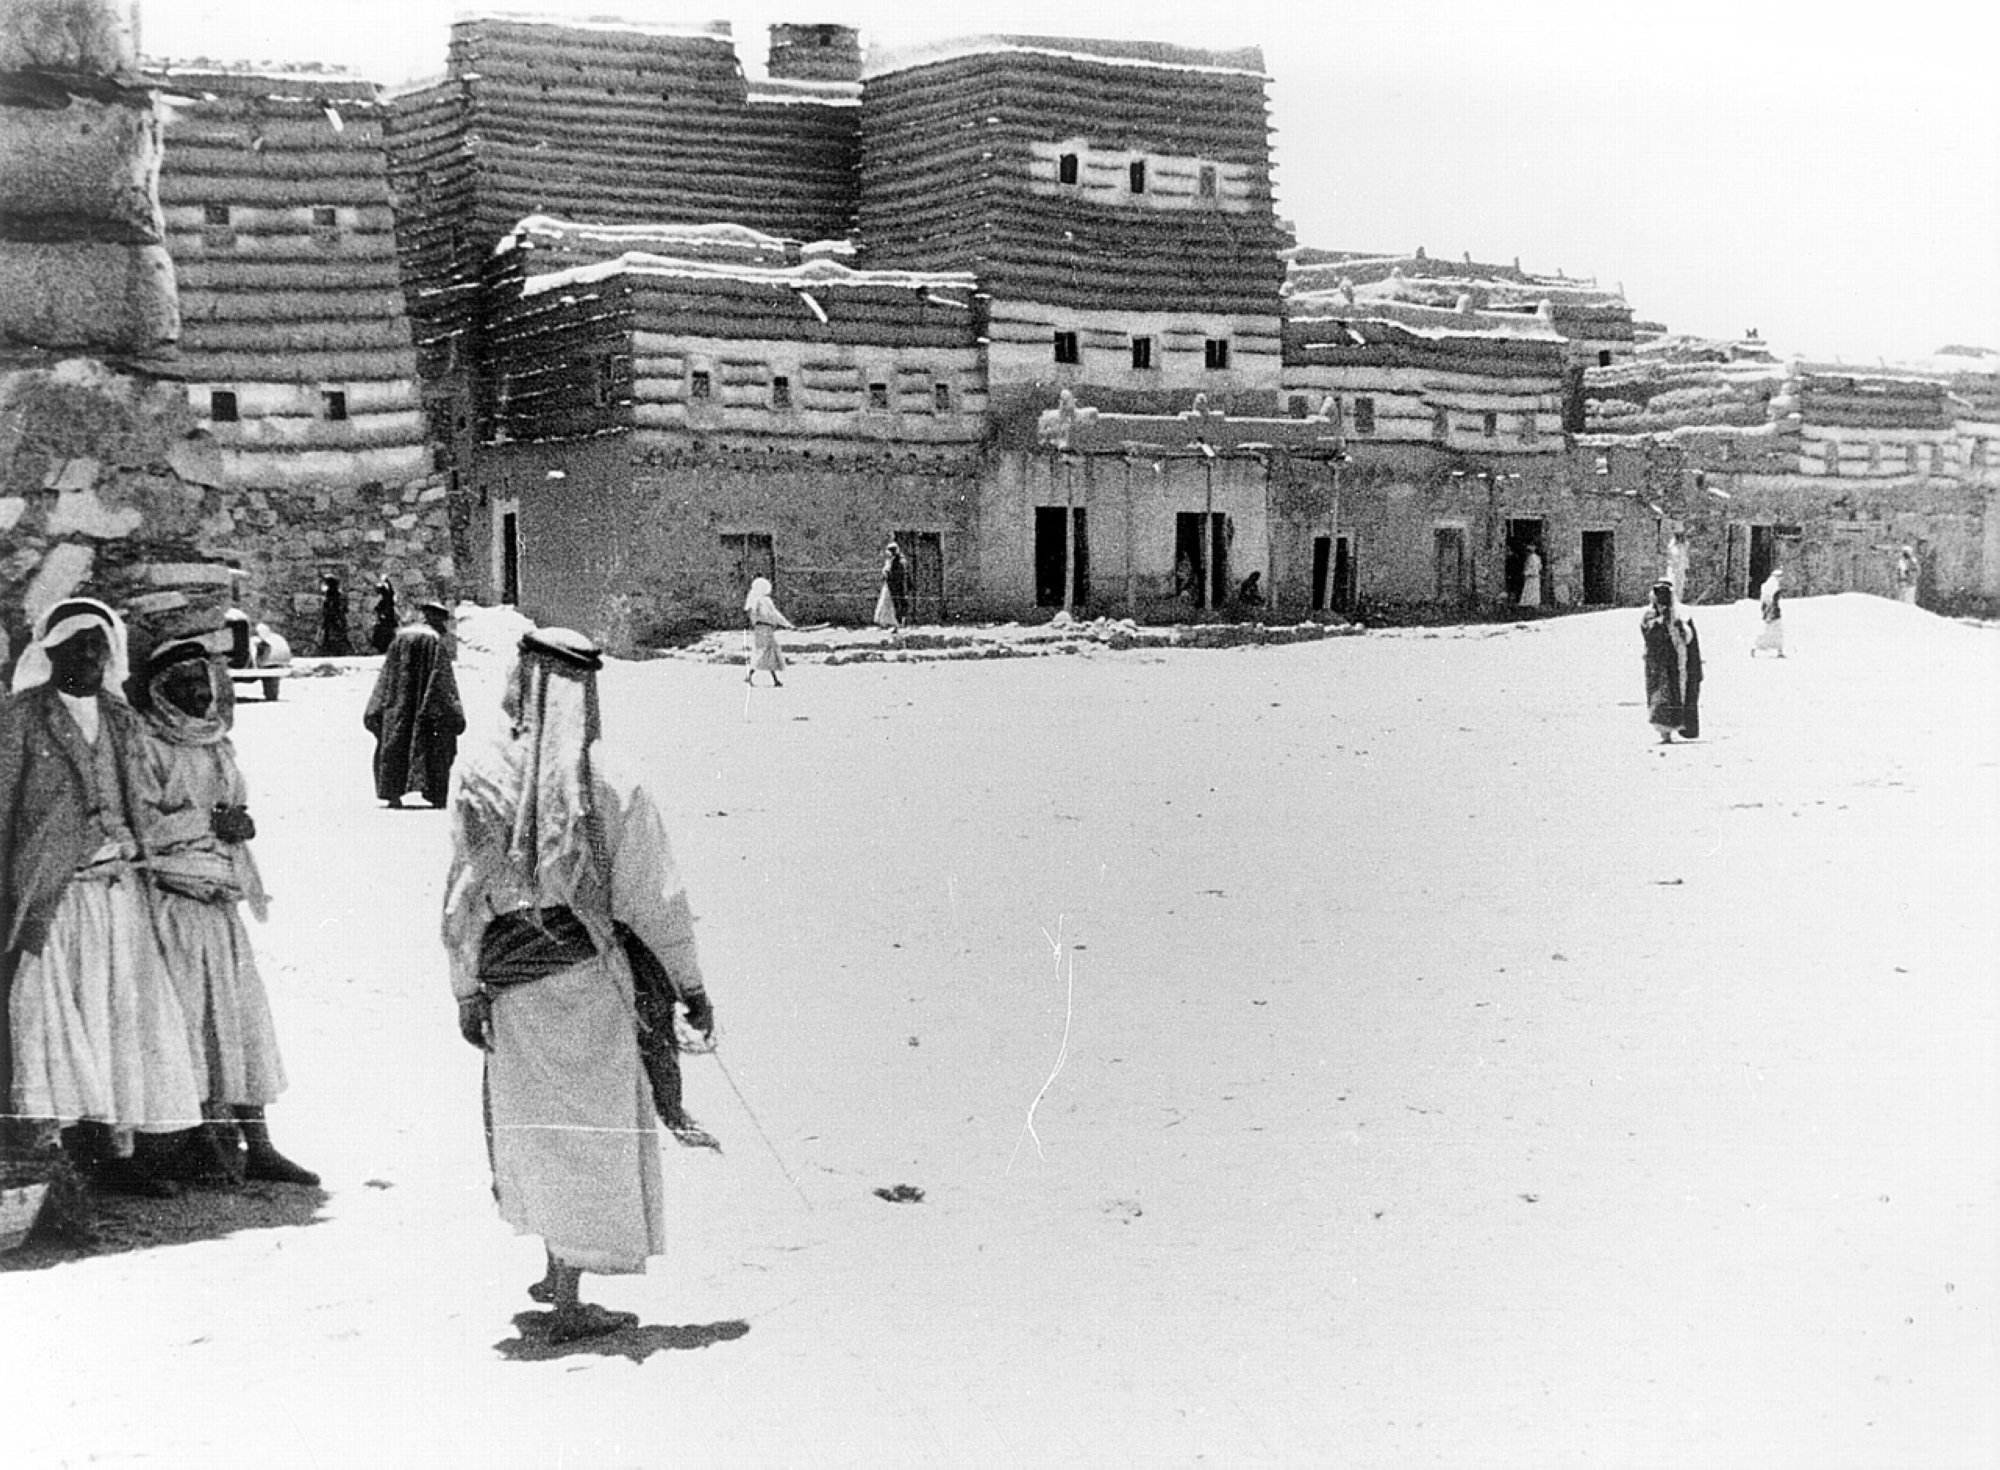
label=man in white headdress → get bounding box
[743,576,794,687]
[132,638,316,1186]
[441,627,715,1343]
[1,598,201,1194]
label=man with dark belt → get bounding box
[441,627,715,1344]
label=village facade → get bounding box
[29,14,1989,655]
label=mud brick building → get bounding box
[473,214,985,640]
[47,9,1969,647]
[147,64,450,645]
[1581,339,2000,608]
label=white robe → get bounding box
[442,747,702,1273]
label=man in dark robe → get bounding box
[883,540,909,622]
[363,602,465,808]
[1640,578,1703,743]
[319,575,352,656]
[369,578,398,654]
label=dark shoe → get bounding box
[244,1147,320,1187]
[546,1303,638,1344]
[93,1156,181,1198]
[171,1124,245,1187]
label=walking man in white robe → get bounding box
[442,627,715,1343]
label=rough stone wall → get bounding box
[201,470,456,650]
[0,0,229,679]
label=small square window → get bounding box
[1203,338,1229,371]
[1482,411,1498,438]
[1597,349,1613,367]
[322,389,348,421]
[690,370,711,401]
[868,382,890,410]
[932,381,952,412]
[312,206,337,228]
[1288,395,1309,420]
[771,375,792,408]
[1130,336,1153,371]
[204,203,231,226]
[1595,453,1611,475]
[1129,160,1147,194]
[209,389,239,423]
[1353,397,1375,434]
[1054,331,1080,366]
[1058,153,1079,185]
[1197,165,1217,198]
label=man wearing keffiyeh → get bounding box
[131,639,316,1187]
[1,598,201,1195]
[441,627,715,1344]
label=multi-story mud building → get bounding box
[148,64,450,643]
[94,13,1995,650]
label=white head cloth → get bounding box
[461,629,608,914]
[10,596,131,696]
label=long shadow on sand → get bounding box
[1,1180,330,1272]
[496,1311,750,1364]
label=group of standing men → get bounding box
[1,599,313,1199]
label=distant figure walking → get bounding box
[744,577,794,687]
[1518,545,1545,608]
[873,541,906,634]
[319,575,352,657]
[131,641,316,1186]
[364,601,465,808]
[1894,545,1920,606]
[1235,570,1265,608]
[1641,578,1703,743]
[441,627,715,1344]
[1751,568,1786,657]
[369,577,398,654]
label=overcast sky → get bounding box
[138,1,1999,365]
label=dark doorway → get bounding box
[1312,534,1354,613]
[1034,506,1088,608]
[1434,526,1468,605]
[1747,523,1802,595]
[500,511,520,605]
[1332,535,1355,613]
[1504,517,1546,602]
[1747,524,1777,593]
[1174,511,1228,610]
[1581,530,1615,605]
[893,530,945,621]
[722,532,776,599]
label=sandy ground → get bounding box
[3,594,1995,1467]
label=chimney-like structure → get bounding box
[767,23,863,83]
[0,0,231,678]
